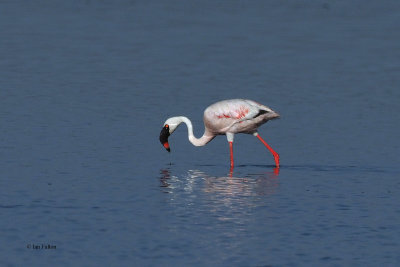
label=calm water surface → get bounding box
[1,1,400,266]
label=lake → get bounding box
[1,0,399,266]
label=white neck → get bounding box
[173,116,214,146]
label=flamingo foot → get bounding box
[273,153,280,169]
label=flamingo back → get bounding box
[203,99,279,135]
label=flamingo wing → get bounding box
[211,99,271,121]
[204,99,276,134]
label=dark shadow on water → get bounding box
[220,163,398,174]
[196,163,278,169]
[195,163,280,175]
[0,204,24,209]
[282,164,398,174]
[195,164,219,167]
[235,164,278,168]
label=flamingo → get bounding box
[159,99,280,170]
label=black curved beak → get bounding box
[159,125,170,152]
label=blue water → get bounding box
[1,1,400,266]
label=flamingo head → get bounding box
[159,117,181,152]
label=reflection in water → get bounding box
[159,167,280,229]
[202,171,279,197]
[159,168,279,197]
[159,169,173,188]
[159,168,280,246]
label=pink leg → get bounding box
[256,134,280,168]
[229,141,234,170]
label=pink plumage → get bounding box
[159,99,280,170]
[204,99,279,135]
